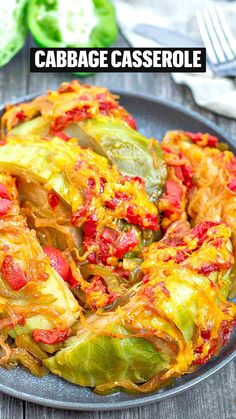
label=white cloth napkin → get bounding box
[114,0,236,119]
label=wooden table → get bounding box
[0,35,236,419]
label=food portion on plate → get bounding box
[0,81,235,395]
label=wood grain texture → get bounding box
[0,34,236,419]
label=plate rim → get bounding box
[0,89,235,411]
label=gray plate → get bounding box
[0,90,236,411]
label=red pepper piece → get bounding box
[186,132,218,147]
[156,281,170,298]
[196,261,232,276]
[124,115,138,130]
[121,176,145,187]
[98,228,119,264]
[0,199,12,216]
[227,178,236,193]
[0,183,10,199]
[48,192,60,209]
[105,191,130,210]
[191,221,221,245]
[201,329,211,341]
[43,247,70,281]
[52,131,70,141]
[88,177,96,189]
[193,340,217,364]
[15,110,26,122]
[175,250,188,263]
[1,255,28,291]
[114,229,138,258]
[83,215,98,249]
[71,208,87,226]
[32,328,69,345]
[165,180,182,209]
[226,158,236,176]
[181,164,193,186]
[126,206,159,231]
[51,105,92,132]
[58,83,76,93]
[100,177,107,193]
[221,319,236,346]
[66,270,78,288]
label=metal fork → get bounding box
[197,3,236,76]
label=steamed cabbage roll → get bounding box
[45,221,236,393]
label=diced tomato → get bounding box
[175,250,188,263]
[186,132,218,147]
[58,83,76,93]
[48,192,60,209]
[156,281,170,298]
[51,105,92,132]
[52,131,70,141]
[65,270,78,288]
[88,177,96,189]
[226,158,236,176]
[191,221,221,245]
[114,229,138,258]
[165,180,182,209]
[15,110,26,122]
[83,215,98,249]
[0,199,12,216]
[105,191,130,210]
[121,176,145,187]
[221,319,236,346]
[193,339,217,364]
[213,238,223,248]
[142,275,149,284]
[100,177,107,193]
[84,275,118,310]
[145,213,159,231]
[90,276,107,293]
[98,228,119,264]
[32,328,69,345]
[0,184,10,199]
[201,328,211,341]
[142,284,155,302]
[195,261,231,275]
[178,164,193,189]
[161,145,172,153]
[1,255,28,291]
[105,197,120,210]
[124,115,138,130]
[206,134,219,147]
[87,252,97,264]
[227,178,236,193]
[71,208,87,225]
[126,206,143,227]
[126,206,159,231]
[43,247,70,281]
[98,99,117,115]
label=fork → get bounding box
[197,3,236,76]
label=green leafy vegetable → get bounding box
[44,323,169,387]
[70,117,167,200]
[0,0,28,67]
[27,0,118,48]
[44,222,234,391]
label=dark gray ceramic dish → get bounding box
[0,91,236,411]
